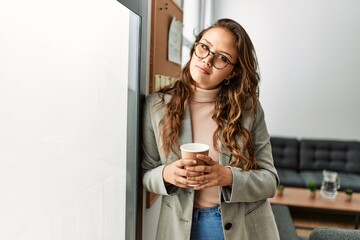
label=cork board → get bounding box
[149,0,183,93]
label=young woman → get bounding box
[142,18,280,240]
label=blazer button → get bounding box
[224,223,232,230]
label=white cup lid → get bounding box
[180,143,209,152]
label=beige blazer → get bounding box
[142,93,280,240]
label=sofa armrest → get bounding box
[271,205,300,240]
[309,227,360,240]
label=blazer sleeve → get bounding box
[142,95,180,196]
[221,102,279,203]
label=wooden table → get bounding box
[269,187,360,229]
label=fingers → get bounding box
[164,158,230,189]
[187,165,233,190]
[185,171,205,177]
[187,172,210,182]
[173,178,197,189]
[170,173,205,188]
[189,173,220,190]
[195,154,215,165]
[193,181,212,190]
[185,164,211,173]
[177,168,205,187]
[163,159,206,188]
[177,159,198,167]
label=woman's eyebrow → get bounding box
[203,39,213,47]
[202,38,233,59]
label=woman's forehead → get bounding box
[200,28,238,56]
[201,28,235,44]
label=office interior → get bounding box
[0,0,359,239]
[144,0,360,239]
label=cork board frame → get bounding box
[146,0,183,208]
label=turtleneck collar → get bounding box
[191,87,221,103]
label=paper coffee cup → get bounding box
[180,143,209,165]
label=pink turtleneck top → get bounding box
[189,87,221,208]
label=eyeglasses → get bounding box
[193,42,236,70]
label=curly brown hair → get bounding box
[157,18,261,170]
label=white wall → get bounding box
[214,0,360,140]
[142,192,161,240]
[0,0,132,239]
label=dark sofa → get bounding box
[309,227,360,240]
[271,136,360,192]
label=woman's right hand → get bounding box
[162,159,203,188]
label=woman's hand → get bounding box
[185,154,233,190]
[162,158,205,188]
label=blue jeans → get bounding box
[190,207,225,240]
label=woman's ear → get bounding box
[226,71,236,79]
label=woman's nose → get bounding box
[203,54,213,66]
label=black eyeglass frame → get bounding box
[193,42,237,70]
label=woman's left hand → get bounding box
[185,154,233,190]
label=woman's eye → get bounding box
[217,54,229,63]
[201,44,209,50]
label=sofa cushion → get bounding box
[271,137,299,170]
[338,173,360,192]
[299,139,360,174]
[299,171,323,189]
[278,169,305,187]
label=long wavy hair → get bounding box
[157,18,261,170]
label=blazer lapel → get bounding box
[178,107,193,146]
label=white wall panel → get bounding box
[0,0,132,239]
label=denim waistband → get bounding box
[193,206,221,221]
[191,206,224,239]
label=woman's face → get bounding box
[190,27,238,90]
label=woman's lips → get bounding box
[197,65,210,75]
